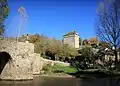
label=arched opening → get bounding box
[0,52,12,74]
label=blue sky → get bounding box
[5,0,100,40]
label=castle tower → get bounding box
[63,31,80,49]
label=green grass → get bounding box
[42,63,120,78]
[42,63,77,74]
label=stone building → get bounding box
[97,48,120,62]
[63,31,80,49]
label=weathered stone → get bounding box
[32,53,70,75]
[0,40,70,80]
[0,40,34,80]
[33,53,42,75]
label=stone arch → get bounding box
[0,52,12,74]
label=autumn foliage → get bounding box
[19,34,78,61]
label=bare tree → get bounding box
[96,0,120,63]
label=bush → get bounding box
[42,64,53,74]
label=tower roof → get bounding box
[63,30,78,37]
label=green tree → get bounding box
[62,44,78,60]
[80,46,94,58]
[0,0,10,36]
[76,46,96,69]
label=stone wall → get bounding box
[0,40,34,80]
[33,53,42,75]
[33,53,70,75]
[42,58,70,66]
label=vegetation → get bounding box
[18,32,120,77]
[17,31,120,77]
[19,34,78,62]
[42,63,77,75]
[0,0,10,36]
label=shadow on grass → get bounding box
[67,69,120,79]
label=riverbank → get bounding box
[41,63,77,78]
[40,73,75,78]
[68,69,120,79]
[41,62,120,79]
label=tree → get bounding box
[62,44,78,60]
[29,34,40,43]
[80,46,94,59]
[89,37,99,44]
[46,39,62,60]
[79,37,82,46]
[46,41,78,61]
[29,34,49,55]
[99,41,111,49]
[89,37,99,48]
[83,39,89,45]
[0,0,10,36]
[75,46,95,69]
[96,0,120,63]
[34,37,49,55]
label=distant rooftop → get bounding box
[63,30,78,37]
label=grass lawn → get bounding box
[42,63,77,75]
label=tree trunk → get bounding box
[114,50,118,64]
